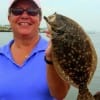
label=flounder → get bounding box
[44,13,97,100]
[94,91,100,100]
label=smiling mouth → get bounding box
[18,22,32,26]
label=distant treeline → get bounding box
[0,25,47,33]
[0,25,98,34]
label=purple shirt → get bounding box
[0,36,54,100]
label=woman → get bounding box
[0,0,70,100]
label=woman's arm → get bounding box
[47,64,70,100]
[45,41,70,100]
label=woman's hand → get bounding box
[45,30,52,62]
[45,41,52,62]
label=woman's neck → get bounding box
[13,34,40,49]
[10,35,40,66]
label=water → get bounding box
[0,32,100,100]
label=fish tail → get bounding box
[77,86,95,100]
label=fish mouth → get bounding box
[44,16,49,23]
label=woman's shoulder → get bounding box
[0,40,13,54]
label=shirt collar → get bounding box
[0,36,48,58]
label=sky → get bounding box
[0,0,100,31]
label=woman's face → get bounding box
[8,1,41,37]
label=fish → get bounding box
[93,91,100,100]
[44,12,97,100]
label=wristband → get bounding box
[44,56,53,65]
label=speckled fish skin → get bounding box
[93,91,100,100]
[44,13,97,100]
